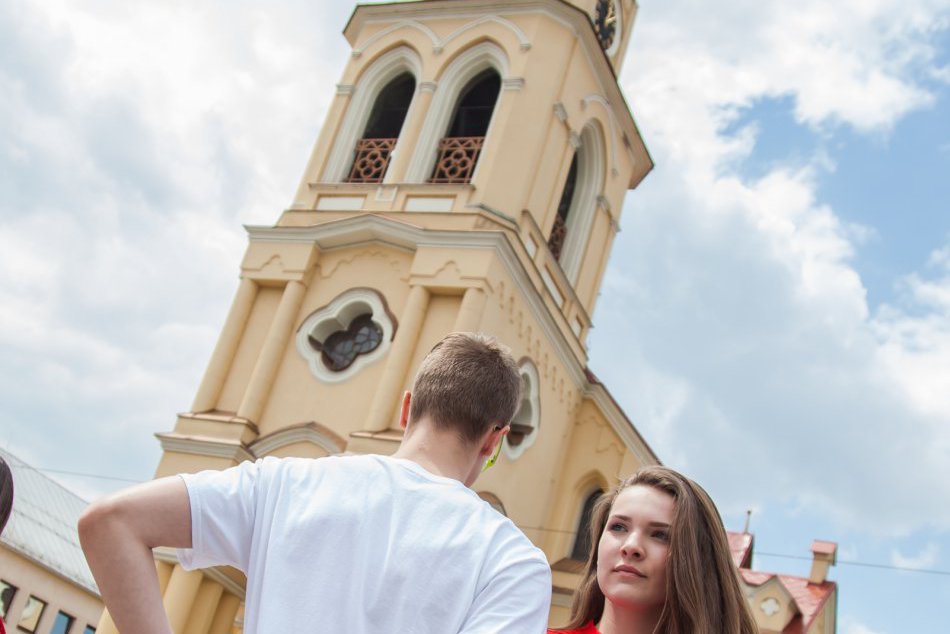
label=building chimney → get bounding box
[808,540,837,584]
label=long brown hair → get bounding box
[560,466,757,634]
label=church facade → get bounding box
[98,1,659,631]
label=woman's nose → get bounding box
[621,531,644,559]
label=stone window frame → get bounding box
[503,358,540,460]
[295,288,396,383]
[556,121,606,284]
[322,46,423,184]
[404,41,510,184]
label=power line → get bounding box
[36,468,143,484]
[752,551,950,577]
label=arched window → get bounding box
[429,69,501,184]
[548,123,605,283]
[548,153,578,260]
[571,489,603,561]
[346,72,416,183]
[321,46,421,184]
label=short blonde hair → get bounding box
[409,332,522,444]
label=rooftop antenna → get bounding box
[743,508,753,533]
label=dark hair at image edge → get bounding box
[558,465,758,634]
[0,456,13,534]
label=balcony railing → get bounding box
[346,138,397,183]
[429,136,485,184]
[548,213,567,261]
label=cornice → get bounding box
[584,380,659,466]
[245,215,589,385]
[155,432,255,463]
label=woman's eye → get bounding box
[608,522,627,532]
[653,530,670,542]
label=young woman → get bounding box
[550,466,757,634]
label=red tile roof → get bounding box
[730,532,836,632]
[728,531,754,569]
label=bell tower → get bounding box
[107,1,656,632]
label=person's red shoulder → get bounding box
[547,623,599,634]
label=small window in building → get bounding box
[296,289,396,383]
[51,611,76,634]
[17,595,47,633]
[503,360,540,460]
[549,153,578,260]
[571,489,603,561]
[0,579,17,617]
[346,72,416,183]
[430,69,501,184]
[83,627,97,634]
[311,313,384,372]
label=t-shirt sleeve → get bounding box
[458,550,553,634]
[176,459,266,573]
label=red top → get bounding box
[548,623,599,634]
[1,616,6,634]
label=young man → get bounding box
[79,332,552,633]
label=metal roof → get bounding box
[0,447,99,595]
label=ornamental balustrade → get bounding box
[346,138,397,183]
[429,136,485,184]
[548,213,568,260]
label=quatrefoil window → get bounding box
[296,289,395,383]
[312,314,383,372]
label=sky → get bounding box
[1,0,948,632]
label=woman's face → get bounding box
[596,484,675,614]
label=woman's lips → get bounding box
[614,564,646,578]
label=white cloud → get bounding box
[590,0,950,534]
[891,543,940,569]
[843,619,888,634]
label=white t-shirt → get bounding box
[178,454,552,633]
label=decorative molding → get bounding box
[419,81,438,93]
[502,77,525,91]
[582,94,624,176]
[249,422,346,457]
[352,20,441,58]
[155,433,255,463]
[244,216,589,386]
[336,83,355,96]
[585,382,659,467]
[295,288,396,384]
[443,15,532,52]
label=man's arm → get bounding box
[78,476,192,634]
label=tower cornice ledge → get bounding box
[245,214,590,384]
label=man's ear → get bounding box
[481,423,509,456]
[398,391,412,430]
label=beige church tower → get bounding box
[99,1,657,631]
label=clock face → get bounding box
[593,0,618,52]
